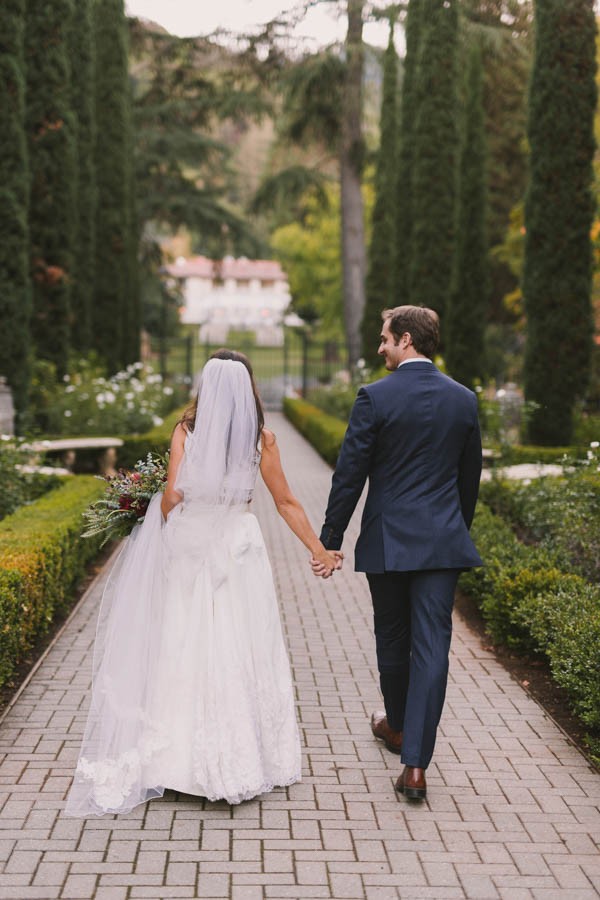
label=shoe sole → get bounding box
[395,783,426,800]
[403,786,426,800]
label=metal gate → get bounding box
[152,331,348,410]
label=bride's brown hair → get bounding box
[179,348,265,442]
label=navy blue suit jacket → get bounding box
[320,362,483,573]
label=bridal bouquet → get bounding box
[82,452,168,546]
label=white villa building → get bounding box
[165,255,293,346]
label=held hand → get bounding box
[310,549,344,579]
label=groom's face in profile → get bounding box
[378,319,405,370]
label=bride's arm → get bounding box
[259,429,342,575]
[161,423,186,520]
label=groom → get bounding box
[314,306,482,800]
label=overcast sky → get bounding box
[125,1,397,51]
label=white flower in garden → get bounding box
[65,384,75,393]
[590,441,599,449]
[64,410,72,417]
[63,374,70,382]
[127,401,134,410]
[356,358,365,370]
[1,434,12,441]
[96,393,105,404]
[163,386,174,395]
[125,392,134,400]
[475,385,483,393]
[104,391,116,404]
[152,416,164,426]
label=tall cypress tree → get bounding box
[361,22,398,366]
[69,0,95,354]
[123,80,140,366]
[409,0,459,320]
[523,0,596,445]
[446,43,488,389]
[25,0,77,376]
[394,0,422,306]
[93,0,130,372]
[0,0,31,420]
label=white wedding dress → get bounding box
[66,360,301,817]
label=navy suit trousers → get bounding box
[366,569,460,769]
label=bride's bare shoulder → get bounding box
[261,428,277,450]
[171,421,188,446]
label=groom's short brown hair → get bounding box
[382,305,440,358]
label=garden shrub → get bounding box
[548,594,600,733]
[480,465,600,583]
[462,501,600,759]
[0,438,61,521]
[25,356,184,437]
[0,476,104,690]
[283,397,346,466]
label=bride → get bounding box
[66,349,341,816]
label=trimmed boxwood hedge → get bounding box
[283,397,346,466]
[0,476,105,690]
[462,503,600,758]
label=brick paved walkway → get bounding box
[1,413,599,900]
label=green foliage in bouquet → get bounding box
[82,452,167,546]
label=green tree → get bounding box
[123,84,140,366]
[129,24,263,354]
[340,0,368,366]
[25,0,77,376]
[69,0,95,354]
[362,21,398,367]
[395,0,422,306]
[271,187,343,333]
[409,0,459,320]
[461,1,533,321]
[523,0,596,445]
[251,1,367,366]
[446,43,488,388]
[93,0,131,372]
[0,0,31,420]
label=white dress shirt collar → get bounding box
[397,357,433,368]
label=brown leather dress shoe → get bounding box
[370,711,403,755]
[395,766,427,800]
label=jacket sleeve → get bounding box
[457,400,483,530]
[319,387,378,550]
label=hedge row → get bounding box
[0,476,105,690]
[498,444,578,465]
[461,503,600,757]
[283,397,346,466]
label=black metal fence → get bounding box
[148,330,348,409]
